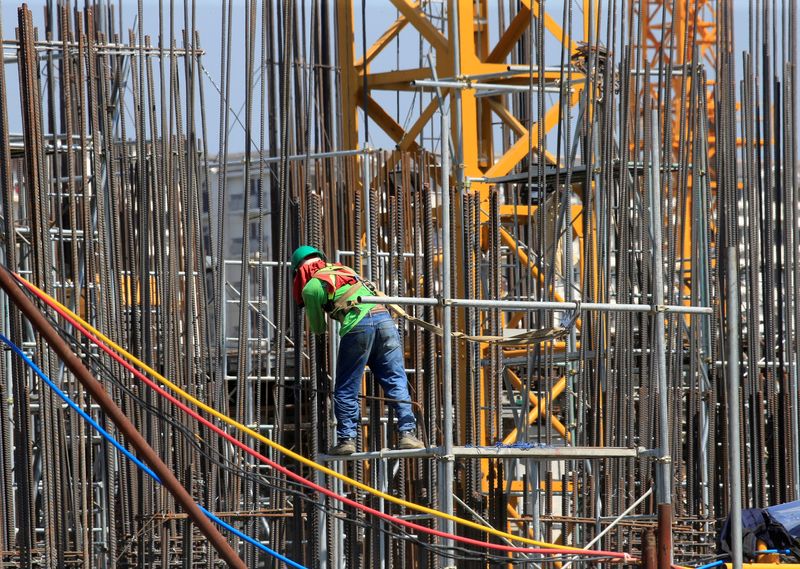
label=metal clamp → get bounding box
[637,447,672,463]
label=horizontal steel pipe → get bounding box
[452,446,640,459]
[318,446,640,462]
[360,295,712,315]
[412,79,564,94]
[209,147,371,168]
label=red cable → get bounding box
[19,274,631,560]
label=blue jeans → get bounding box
[334,311,416,440]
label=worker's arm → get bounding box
[301,279,328,335]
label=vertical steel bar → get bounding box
[649,103,672,568]
[361,153,372,281]
[649,111,671,505]
[439,88,455,549]
[726,244,743,569]
[0,8,22,563]
[0,266,248,569]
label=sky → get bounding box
[0,2,785,157]
[1,0,402,154]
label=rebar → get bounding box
[0,1,796,567]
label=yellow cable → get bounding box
[24,276,584,551]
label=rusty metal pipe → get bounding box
[643,529,657,569]
[657,503,672,569]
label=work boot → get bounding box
[328,438,356,455]
[397,430,425,450]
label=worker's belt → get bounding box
[368,305,389,315]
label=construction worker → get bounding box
[291,245,425,455]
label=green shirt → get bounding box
[301,278,377,337]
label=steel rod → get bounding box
[560,488,653,569]
[0,267,247,568]
[649,100,673,569]
[726,245,743,569]
[318,445,640,461]
[412,78,566,93]
[360,295,712,314]
[210,147,372,169]
[438,74,456,549]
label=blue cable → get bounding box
[0,335,158,476]
[1,333,306,569]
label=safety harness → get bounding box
[311,264,371,322]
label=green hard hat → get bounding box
[291,245,325,271]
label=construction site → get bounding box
[0,0,798,567]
